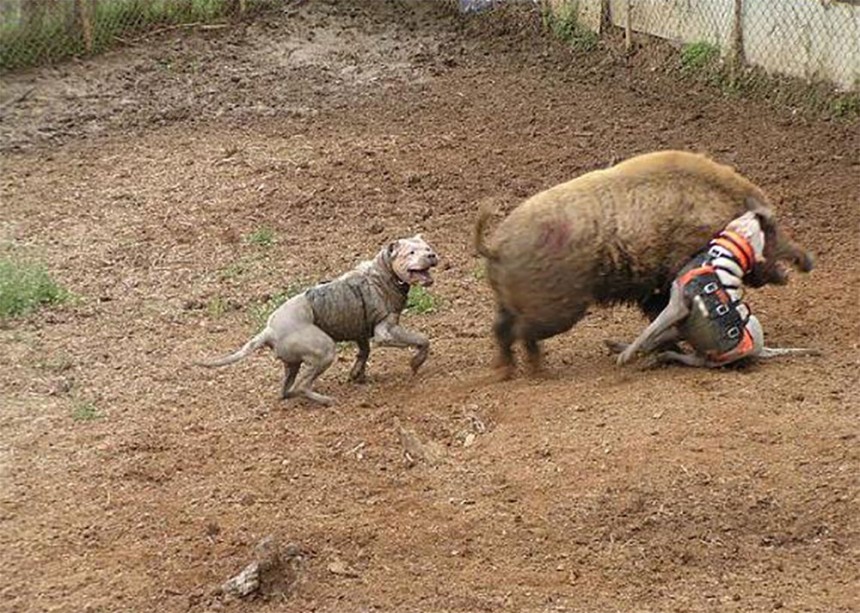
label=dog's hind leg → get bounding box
[757,347,822,359]
[606,325,681,356]
[281,362,301,399]
[617,281,690,365]
[281,326,337,406]
[655,350,708,367]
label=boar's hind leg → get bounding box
[524,338,543,374]
[492,306,517,377]
[520,307,587,375]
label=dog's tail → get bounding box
[196,329,271,368]
[474,201,499,261]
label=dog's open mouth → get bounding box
[408,267,435,287]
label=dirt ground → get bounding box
[1,2,858,612]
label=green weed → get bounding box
[72,402,99,422]
[219,260,248,281]
[680,41,720,73]
[830,94,860,119]
[543,2,598,52]
[0,258,67,319]
[246,226,275,248]
[206,296,228,318]
[406,285,441,315]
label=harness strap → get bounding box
[678,262,714,288]
[707,327,756,364]
[711,230,755,273]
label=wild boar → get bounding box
[474,150,813,378]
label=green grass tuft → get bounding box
[680,41,720,73]
[830,94,860,119]
[245,226,276,248]
[72,402,100,422]
[0,258,68,319]
[219,260,248,281]
[406,285,440,315]
[206,296,228,318]
[543,3,598,52]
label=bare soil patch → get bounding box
[1,2,858,612]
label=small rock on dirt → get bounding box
[394,417,445,466]
[220,536,303,600]
[327,557,360,578]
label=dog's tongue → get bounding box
[412,269,434,286]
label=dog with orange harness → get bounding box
[608,211,820,368]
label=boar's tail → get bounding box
[474,202,499,261]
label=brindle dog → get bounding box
[198,235,438,405]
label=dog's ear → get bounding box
[386,240,401,257]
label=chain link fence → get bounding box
[541,0,860,113]
[0,0,277,71]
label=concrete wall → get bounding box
[609,0,736,50]
[553,0,860,91]
[742,1,860,90]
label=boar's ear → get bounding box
[753,210,778,260]
[745,196,775,220]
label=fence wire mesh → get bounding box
[0,0,275,71]
[550,0,859,97]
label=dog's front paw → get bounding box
[616,348,636,366]
[348,367,368,384]
[604,340,629,355]
[410,347,429,373]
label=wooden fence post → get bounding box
[228,0,247,15]
[75,0,94,53]
[598,0,611,34]
[624,0,632,52]
[729,0,744,79]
